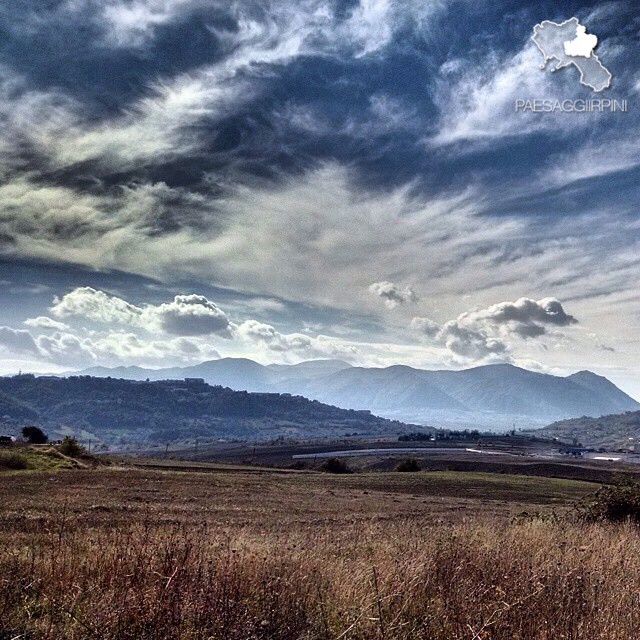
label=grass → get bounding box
[0,444,103,473]
[1,466,635,639]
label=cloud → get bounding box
[35,331,96,366]
[410,316,439,337]
[32,328,221,368]
[43,285,359,363]
[51,287,144,325]
[0,327,41,355]
[235,319,357,361]
[539,138,640,188]
[99,0,209,47]
[69,0,447,56]
[429,43,597,148]
[456,297,578,338]
[151,294,231,337]
[369,281,418,308]
[438,322,509,360]
[50,287,231,336]
[88,332,220,364]
[24,317,71,331]
[412,297,578,361]
[0,0,638,381]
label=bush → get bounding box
[320,457,352,474]
[22,425,48,444]
[396,458,420,472]
[579,482,640,523]
[0,452,28,470]
[59,436,85,458]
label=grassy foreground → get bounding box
[1,467,638,639]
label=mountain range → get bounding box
[66,359,640,430]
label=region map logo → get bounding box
[515,17,628,114]
[532,17,610,92]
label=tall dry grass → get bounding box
[2,516,640,639]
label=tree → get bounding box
[320,457,353,474]
[579,482,640,523]
[59,436,84,458]
[396,458,420,472]
[22,425,48,444]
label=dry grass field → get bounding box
[2,466,640,639]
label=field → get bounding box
[2,465,640,639]
[138,436,640,484]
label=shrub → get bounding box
[21,425,48,444]
[320,457,352,474]
[59,436,85,458]
[0,452,28,470]
[396,458,420,472]
[579,482,640,523]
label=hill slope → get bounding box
[0,375,424,447]
[536,411,640,449]
[65,359,640,429]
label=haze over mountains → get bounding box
[67,359,640,430]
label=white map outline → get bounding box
[531,18,612,93]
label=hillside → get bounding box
[536,411,640,450]
[67,359,640,429]
[0,375,425,447]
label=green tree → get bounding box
[22,425,48,444]
[320,457,353,474]
[396,458,420,472]
[59,436,85,458]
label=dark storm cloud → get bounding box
[412,298,578,360]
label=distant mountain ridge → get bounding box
[63,359,640,429]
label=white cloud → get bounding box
[539,138,640,187]
[36,331,96,367]
[0,327,41,355]
[369,281,418,308]
[235,319,357,361]
[50,287,231,337]
[51,287,143,325]
[410,316,439,337]
[24,317,71,331]
[151,294,231,337]
[429,43,598,148]
[32,327,221,368]
[89,332,219,365]
[74,0,448,56]
[438,322,509,360]
[100,0,208,47]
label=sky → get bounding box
[1,0,639,396]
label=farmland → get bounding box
[4,464,640,639]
